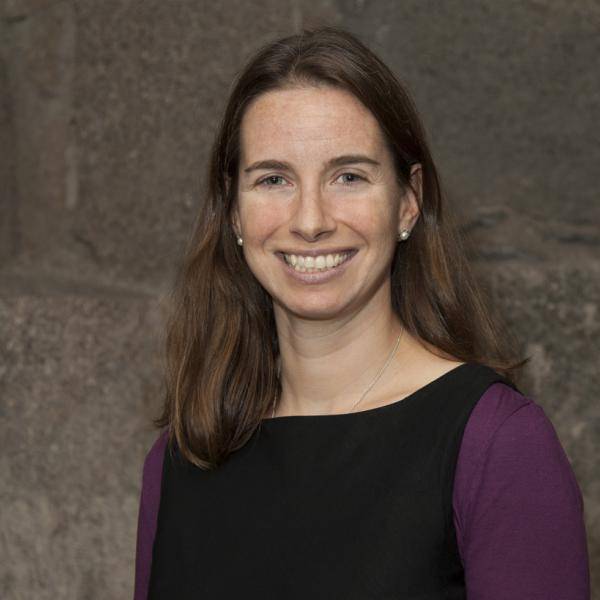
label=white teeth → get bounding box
[282,252,352,273]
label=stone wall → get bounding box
[1,1,598,598]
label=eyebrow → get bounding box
[242,154,381,175]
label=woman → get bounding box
[134,26,590,599]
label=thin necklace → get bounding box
[271,329,404,418]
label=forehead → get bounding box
[239,86,385,162]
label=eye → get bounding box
[256,175,288,187]
[336,172,366,185]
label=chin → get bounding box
[275,294,351,319]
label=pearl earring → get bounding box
[236,236,243,246]
[397,229,410,242]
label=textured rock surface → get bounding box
[1,1,598,598]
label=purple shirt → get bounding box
[133,382,591,599]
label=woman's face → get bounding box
[233,84,421,320]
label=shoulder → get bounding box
[455,381,585,516]
[459,381,565,473]
[141,429,169,492]
[454,381,534,507]
[462,381,534,453]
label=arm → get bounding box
[452,383,590,599]
[133,430,169,600]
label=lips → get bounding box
[275,248,358,284]
[276,248,357,258]
[275,249,358,265]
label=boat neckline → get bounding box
[261,361,472,424]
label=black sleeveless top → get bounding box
[148,362,519,599]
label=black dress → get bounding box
[148,362,518,599]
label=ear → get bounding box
[397,163,422,232]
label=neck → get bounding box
[272,292,414,417]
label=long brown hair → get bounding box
[154,26,529,470]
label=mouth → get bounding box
[275,249,358,283]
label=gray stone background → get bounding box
[0,0,598,598]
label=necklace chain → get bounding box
[271,329,404,418]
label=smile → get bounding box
[283,251,353,272]
[275,250,358,284]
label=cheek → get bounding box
[345,203,393,237]
[241,204,283,241]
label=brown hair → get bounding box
[154,25,529,470]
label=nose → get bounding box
[288,183,336,241]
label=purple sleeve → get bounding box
[452,382,591,599]
[133,429,169,600]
